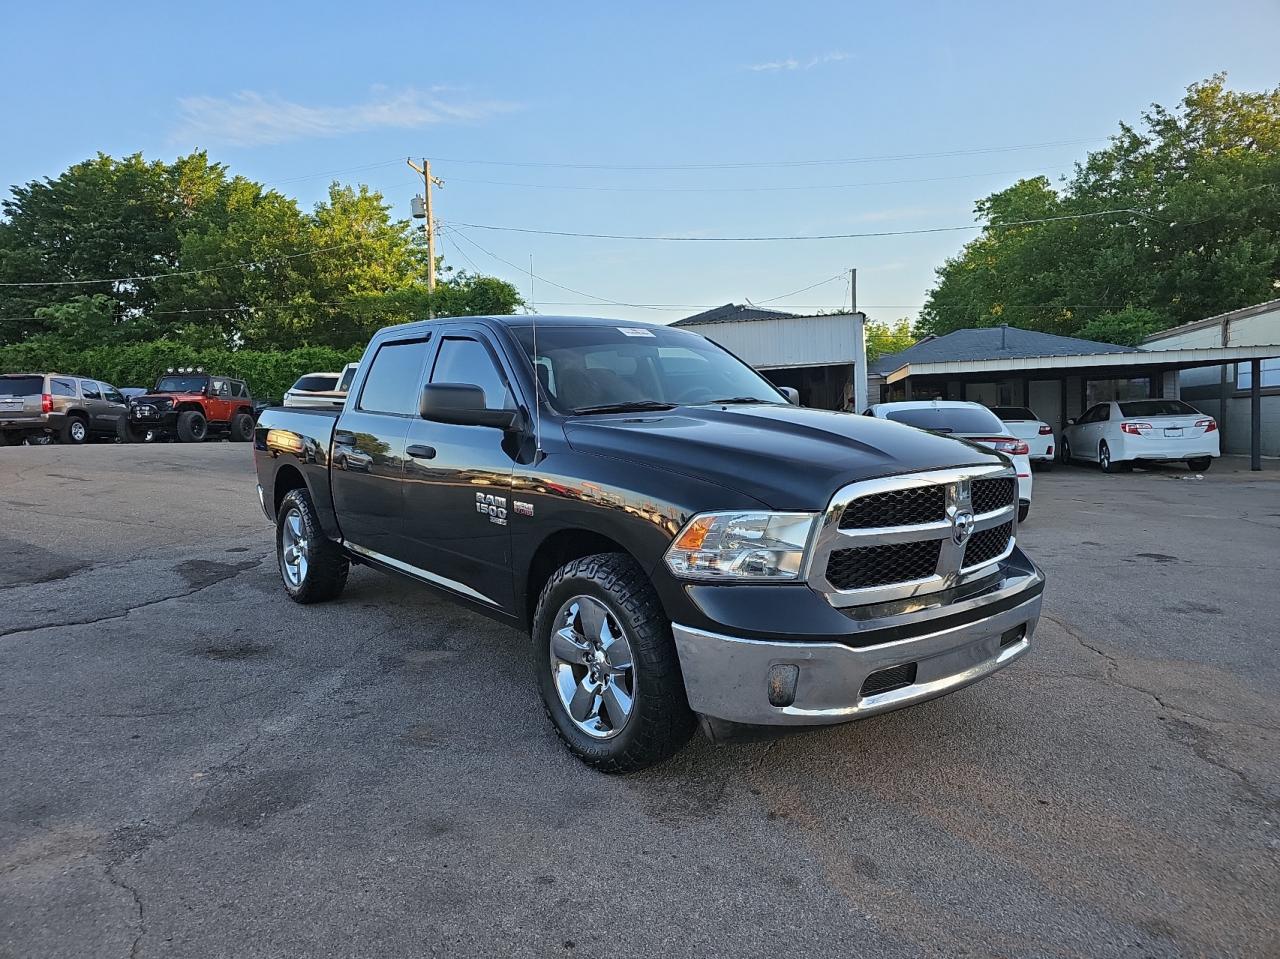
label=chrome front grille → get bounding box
[808,464,1018,607]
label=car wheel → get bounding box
[1060,437,1072,464]
[175,411,208,442]
[277,488,349,604]
[59,416,89,445]
[27,432,52,446]
[116,417,140,443]
[230,412,255,442]
[1187,457,1212,472]
[1018,501,1030,523]
[533,552,696,773]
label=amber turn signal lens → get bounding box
[673,516,714,551]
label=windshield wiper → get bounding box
[570,400,677,415]
[702,396,778,405]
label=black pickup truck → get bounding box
[253,315,1044,771]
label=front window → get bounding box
[883,405,1005,434]
[155,375,209,394]
[512,324,785,413]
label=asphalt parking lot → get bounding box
[1,444,1277,959]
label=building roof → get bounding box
[672,303,800,327]
[1143,297,1280,343]
[871,325,1140,375]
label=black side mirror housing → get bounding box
[420,383,521,430]
[779,386,800,406]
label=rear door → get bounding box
[399,327,521,612]
[98,382,129,433]
[78,379,112,432]
[330,334,433,559]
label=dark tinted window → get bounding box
[337,365,357,392]
[883,405,1004,434]
[80,380,101,399]
[51,378,76,397]
[101,384,124,403]
[1118,400,1199,417]
[358,339,430,415]
[233,381,248,398]
[155,375,209,393]
[293,374,339,392]
[431,337,512,410]
[991,407,1036,421]
[0,376,42,396]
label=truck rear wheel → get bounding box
[176,411,207,442]
[532,552,695,773]
[276,488,349,604]
[230,412,255,442]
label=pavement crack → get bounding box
[0,559,265,639]
[103,862,146,959]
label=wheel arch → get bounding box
[524,528,637,631]
[273,463,308,517]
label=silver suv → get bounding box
[0,373,131,446]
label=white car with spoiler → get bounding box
[990,406,1055,470]
[1061,399,1219,473]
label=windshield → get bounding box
[512,324,785,413]
[154,375,209,393]
[0,376,42,397]
[990,407,1036,421]
[293,374,340,392]
[1118,400,1199,417]
[884,405,1005,434]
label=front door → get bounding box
[330,335,433,558]
[400,330,520,612]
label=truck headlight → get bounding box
[664,511,817,581]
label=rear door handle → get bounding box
[406,444,436,460]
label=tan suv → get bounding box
[0,373,131,446]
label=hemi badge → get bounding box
[513,501,534,517]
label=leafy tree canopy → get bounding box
[920,76,1280,344]
[0,152,522,349]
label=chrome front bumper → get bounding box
[672,591,1042,726]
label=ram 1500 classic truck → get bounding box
[253,315,1045,772]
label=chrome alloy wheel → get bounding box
[70,420,86,442]
[550,595,636,739]
[280,507,310,587]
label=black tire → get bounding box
[1060,437,1073,465]
[116,417,139,443]
[175,410,208,443]
[532,552,695,773]
[1187,457,1212,472]
[230,412,255,442]
[59,415,89,445]
[276,487,349,604]
[1018,501,1030,523]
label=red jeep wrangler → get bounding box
[128,369,256,443]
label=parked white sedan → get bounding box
[990,406,1055,470]
[1061,399,1219,472]
[866,400,1034,522]
[282,363,358,410]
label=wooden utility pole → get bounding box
[851,267,868,413]
[406,157,444,297]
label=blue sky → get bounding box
[2,0,1278,324]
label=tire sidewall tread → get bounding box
[276,488,349,604]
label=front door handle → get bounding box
[406,444,436,460]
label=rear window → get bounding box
[337,365,357,392]
[292,374,339,392]
[358,338,431,415]
[1118,400,1199,417]
[884,406,1004,434]
[0,376,42,396]
[990,407,1036,421]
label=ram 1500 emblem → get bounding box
[476,492,508,525]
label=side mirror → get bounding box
[779,387,800,406]
[1066,418,1076,426]
[420,383,521,430]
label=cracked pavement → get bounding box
[1,444,1277,958]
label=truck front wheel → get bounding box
[532,553,695,773]
[176,411,207,442]
[276,487,349,604]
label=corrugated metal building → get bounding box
[673,304,862,409]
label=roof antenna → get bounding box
[529,254,543,458]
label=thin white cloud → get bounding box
[173,87,515,147]
[749,51,851,72]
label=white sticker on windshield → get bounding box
[617,327,655,337]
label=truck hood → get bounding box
[563,404,1004,510]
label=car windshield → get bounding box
[1118,400,1199,417]
[512,324,785,414]
[884,406,1005,434]
[991,407,1036,421]
[154,375,209,393]
[293,374,340,392]
[0,376,42,396]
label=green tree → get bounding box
[865,317,917,362]
[920,75,1280,344]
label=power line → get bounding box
[446,208,1156,243]
[438,166,1069,194]
[753,274,846,304]
[425,137,1104,172]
